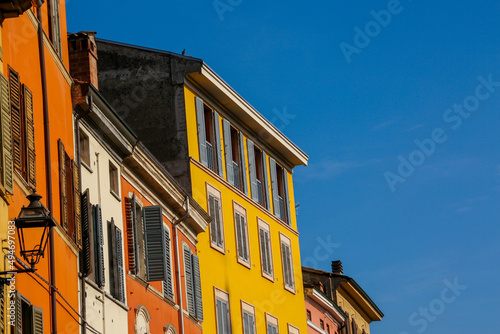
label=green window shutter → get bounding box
[125,195,137,274]
[81,189,94,276]
[23,85,35,189]
[183,246,195,315]
[72,161,82,249]
[143,205,167,282]
[0,73,13,194]
[247,139,258,201]
[283,170,291,225]
[58,139,68,231]
[261,151,270,210]
[192,253,203,321]
[115,227,125,302]
[162,227,174,300]
[223,119,233,185]
[31,305,43,334]
[214,111,224,177]
[93,204,105,287]
[195,97,208,166]
[8,69,21,173]
[238,132,248,195]
[269,158,279,216]
[108,219,118,298]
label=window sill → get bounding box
[261,272,275,283]
[237,258,251,270]
[284,285,296,295]
[210,242,226,255]
[81,160,93,173]
[110,189,121,202]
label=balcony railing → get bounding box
[232,161,240,190]
[256,179,263,206]
[206,141,214,171]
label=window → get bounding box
[288,324,300,334]
[184,246,203,321]
[48,0,61,57]
[266,313,279,334]
[0,72,14,195]
[162,224,174,300]
[280,233,295,292]
[109,162,119,196]
[108,218,125,302]
[222,119,247,194]
[215,288,231,334]
[135,306,151,334]
[207,185,224,252]
[58,139,82,248]
[11,291,44,334]
[247,140,270,209]
[241,301,255,334]
[327,324,330,333]
[269,158,291,225]
[8,67,36,189]
[196,96,223,175]
[234,202,250,266]
[320,319,325,329]
[80,130,90,167]
[306,310,311,321]
[124,195,170,282]
[258,219,273,280]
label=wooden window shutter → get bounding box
[23,85,35,189]
[93,204,105,287]
[192,253,203,321]
[13,291,22,334]
[108,219,118,298]
[247,139,258,201]
[238,132,248,195]
[0,73,13,194]
[0,285,5,334]
[58,139,68,230]
[81,189,94,276]
[73,161,82,248]
[222,119,234,185]
[283,170,292,225]
[124,195,137,273]
[269,158,279,216]
[214,111,224,177]
[143,205,167,282]
[31,305,43,334]
[183,246,195,315]
[162,227,174,300]
[261,151,270,210]
[195,97,208,166]
[115,227,125,302]
[9,69,22,173]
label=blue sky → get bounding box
[67,0,500,332]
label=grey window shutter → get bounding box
[259,228,268,274]
[238,132,248,195]
[115,227,125,302]
[216,299,223,334]
[108,219,118,297]
[283,170,292,225]
[214,198,223,247]
[265,231,272,275]
[241,216,248,261]
[235,213,243,260]
[143,205,167,282]
[261,151,270,210]
[208,195,218,245]
[196,97,208,166]
[281,242,289,287]
[243,311,254,334]
[184,246,195,315]
[269,158,279,216]
[223,119,233,185]
[221,300,230,334]
[125,195,137,273]
[214,111,224,177]
[192,254,203,321]
[81,189,94,276]
[163,227,174,300]
[247,139,258,201]
[23,85,36,189]
[31,305,43,334]
[93,204,105,287]
[0,73,13,194]
[50,0,61,57]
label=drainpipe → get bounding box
[173,197,190,334]
[75,95,92,334]
[36,5,56,333]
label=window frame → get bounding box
[288,324,300,334]
[233,201,251,268]
[241,300,256,334]
[79,129,91,169]
[265,313,279,334]
[207,183,225,254]
[215,287,231,334]
[258,218,274,281]
[279,232,295,293]
[109,161,120,199]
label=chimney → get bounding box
[68,31,98,89]
[331,260,343,275]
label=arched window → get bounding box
[135,305,151,334]
[164,323,177,334]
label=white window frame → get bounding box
[288,323,300,334]
[280,233,295,293]
[241,300,256,334]
[215,287,231,334]
[258,218,274,281]
[207,183,225,253]
[266,313,279,334]
[233,201,251,268]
